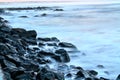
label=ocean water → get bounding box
[0,1,120,79]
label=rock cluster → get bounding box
[0,17,120,80]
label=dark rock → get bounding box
[0,9,5,14]
[51,37,60,42]
[54,9,64,11]
[41,13,47,16]
[116,74,120,80]
[75,66,84,71]
[3,71,13,80]
[0,24,11,33]
[76,70,85,78]
[66,73,72,77]
[97,65,104,69]
[55,49,70,62]
[38,42,45,47]
[19,16,28,18]
[47,43,57,46]
[85,77,92,80]
[88,70,98,76]
[58,42,77,48]
[37,37,59,42]
[22,62,39,72]
[100,77,109,80]
[52,55,62,62]
[0,43,10,55]
[37,37,51,41]
[38,50,54,57]
[26,30,37,39]
[23,38,37,45]
[14,72,35,80]
[36,68,64,80]
[11,28,26,35]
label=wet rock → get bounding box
[47,43,57,46]
[37,37,51,41]
[38,42,45,47]
[85,77,92,80]
[97,65,104,69]
[21,62,40,72]
[76,70,85,78]
[23,38,37,45]
[0,9,5,14]
[14,72,35,80]
[100,77,109,80]
[3,71,12,80]
[88,70,98,76]
[55,49,70,62]
[0,25,11,33]
[11,28,26,35]
[21,30,37,39]
[19,15,28,18]
[41,13,47,16]
[37,37,59,42]
[38,50,54,57]
[66,73,72,77]
[58,42,77,48]
[54,9,64,11]
[116,74,120,80]
[0,43,10,55]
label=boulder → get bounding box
[76,70,85,78]
[55,49,70,62]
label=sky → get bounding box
[0,0,120,5]
[0,0,119,3]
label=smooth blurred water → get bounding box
[1,2,120,79]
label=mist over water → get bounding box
[0,1,120,79]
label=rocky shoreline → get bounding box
[0,16,120,80]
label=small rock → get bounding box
[58,42,77,48]
[41,13,47,16]
[66,73,72,77]
[97,65,104,69]
[19,16,28,18]
[100,77,109,80]
[88,70,98,76]
[116,74,120,80]
[54,9,64,11]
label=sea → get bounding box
[0,1,120,79]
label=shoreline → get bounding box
[0,17,119,80]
